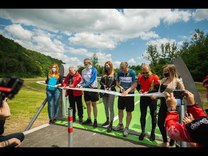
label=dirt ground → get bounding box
[4,115,48,135]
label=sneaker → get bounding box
[123,127,129,137]
[49,120,53,124]
[82,118,92,125]
[107,125,113,132]
[149,132,155,141]
[114,123,124,131]
[101,120,109,127]
[93,119,97,128]
[169,139,175,146]
[139,132,146,140]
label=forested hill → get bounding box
[0,34,64,77]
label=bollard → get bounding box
[68,107,73,147]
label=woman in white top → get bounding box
[157,64,185,147]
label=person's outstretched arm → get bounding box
[0,138,21,148]
[165,92,192,142]
[184,90,207,119]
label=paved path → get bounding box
[21,124,146,147]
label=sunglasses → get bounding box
[142,72,149,74]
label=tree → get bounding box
[77,66,85,75]
[160,42,178,62]
[143,29,208,81]
[91,53,98,67]
[96,65,104,77]
[0,34,64,78]
[144,45,159,66]
[129,65,142,75]
[179,29,208,81]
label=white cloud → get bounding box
[95,52,112,66]
[113,61,121,69]
[0,9,192,50]
[138,31,159,40]
[146,38,177,50]
[32,35,65,54]
[128,58,137,66]
[60,56,83,75]
[177,41,185,47]
[68,47,93,57]
[0,9,117,33]
[67,48,113,66]
[162,9,191,25]
[137,56,150,65]
[62,57,82,69]
[4,24,32,41]
[69,32,116,49]
[192,9,208,21]
[0,9,198,69]
[178,35,189,40]
[1,24,66,61]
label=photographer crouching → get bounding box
[165,90,208,147]
[0,77,24,148]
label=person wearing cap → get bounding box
[137,64,160,142]
[165,90,208,147]
[114,62,137,137]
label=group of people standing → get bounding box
[45,58,185,147]
[0,57,206,148]
[136,64,184,147]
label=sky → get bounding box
[0,9,208,70]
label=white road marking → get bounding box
[23,123,49,135]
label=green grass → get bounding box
[195,82,208,109]
[4,78,47,134]
[195,83,206,91]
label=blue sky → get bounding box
[0,9,208,69]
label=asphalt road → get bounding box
[21,124,146,147]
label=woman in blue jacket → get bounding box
[46,64,62,124]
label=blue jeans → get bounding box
[46,89,61,120]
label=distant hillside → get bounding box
[0,34,64,77]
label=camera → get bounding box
[0,77,24,106]
[173,90,185,99]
